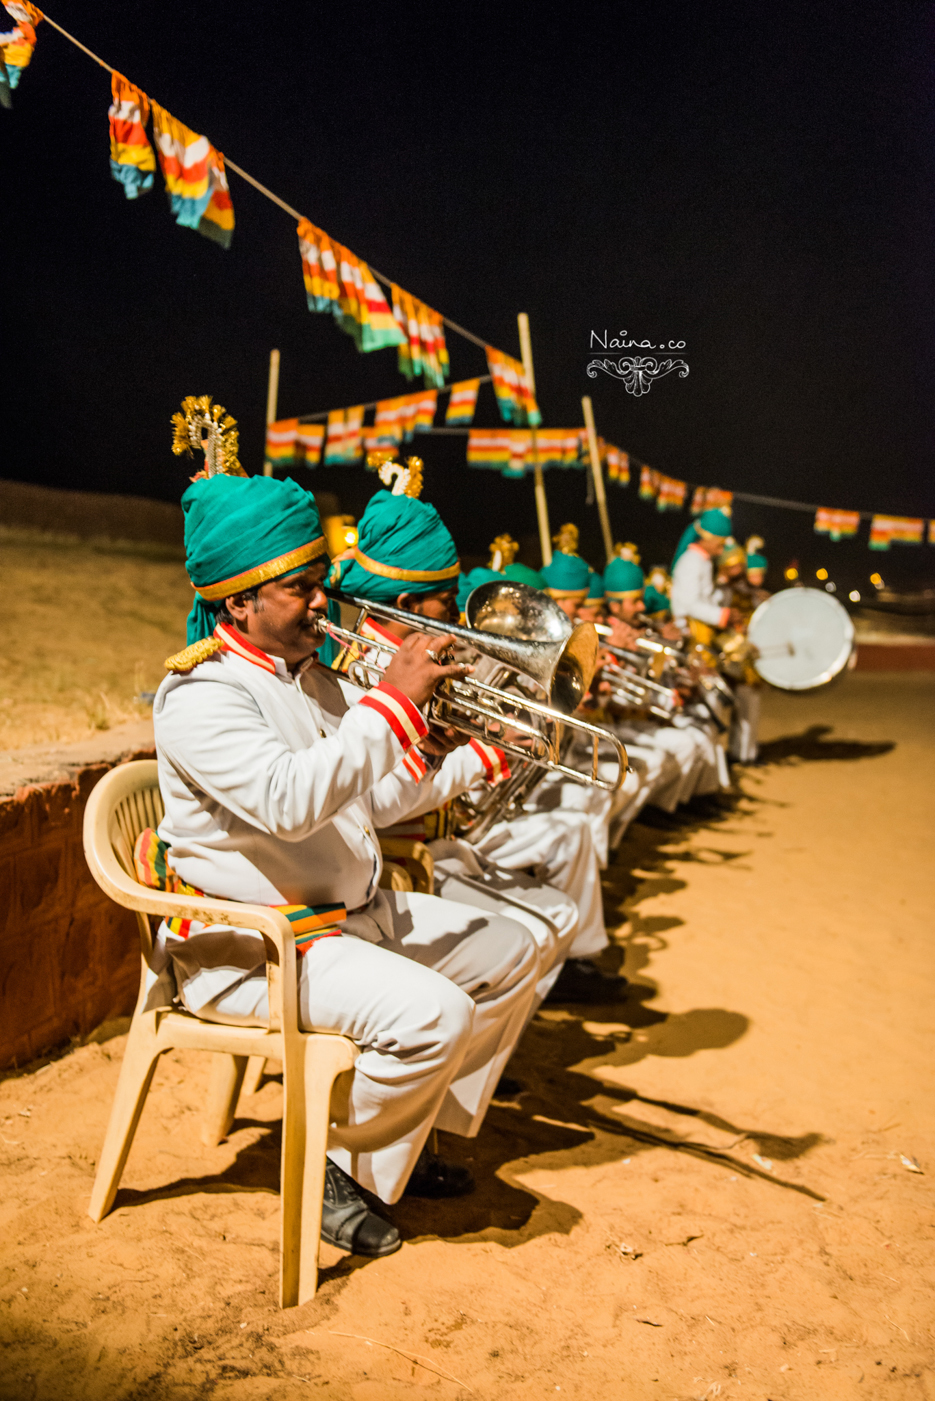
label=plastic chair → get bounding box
[82,759,357,1308]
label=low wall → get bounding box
[0,731,156,1070]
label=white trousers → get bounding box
[473,806,609,959]
[427,837,579,1005]
[729,683,761,762]
[610,717,723,810]
[184,888,540,1204]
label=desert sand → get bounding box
[0,672,932,1401]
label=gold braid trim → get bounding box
[351,547,460,583]
[194,537,328,601]
[545,586,589,600]
[165,636,225,673]
[605,589,644,600]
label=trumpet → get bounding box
[320,580,627,793]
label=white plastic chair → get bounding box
[82,759,357,1307]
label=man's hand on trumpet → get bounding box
[383,631,474,710]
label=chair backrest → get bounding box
[84,759,164,956]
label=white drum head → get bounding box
[748,587,854,691]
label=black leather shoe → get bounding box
[403,1147,475,1198]
[320,1158,401,1256]
[544,958,629,1005]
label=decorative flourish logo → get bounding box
[586,356,690,397]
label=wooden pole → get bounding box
[581,394,614,565]
[517,313,552,566]
[263,348,281,476]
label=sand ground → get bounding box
[0,529,190,750]
[0,673,932,1401]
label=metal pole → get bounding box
[263,348,281,476]
[517,313,552,566]
[581,394,614,565]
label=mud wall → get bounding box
[0,751,154,1070]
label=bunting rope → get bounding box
[25,10,504,356]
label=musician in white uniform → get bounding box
[150,469,543,1256]
[325,459,581,1008]
[598,556,728,803]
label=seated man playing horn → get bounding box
[325,459,586,1010]
[149,469,542,1258]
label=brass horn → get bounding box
[319,580,625,792]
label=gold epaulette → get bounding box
[164,636,225,673]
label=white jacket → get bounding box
[154,633,488,912]
[670,544,731,629]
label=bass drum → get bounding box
[748,587,854,691]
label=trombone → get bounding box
[319,580,627,793]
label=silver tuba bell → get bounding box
[319,579,626,793]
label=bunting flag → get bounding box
[445,378,481,426]
[656,473,687,512]
[151,103,213,229]
[814,507,860,541]
[390,286,449,386]
[324,406,364,465]
[691,486,734,515]
[411,388,437,434]
[869,515,924,551]
[108,73,156,199]
[505,430,532,479]
[297,219,340,312]
[264,417,300,470]
[365,396,405,450]
[466,429,513,472]
[535,429,582,468]
[392,285,422,380]
[485,347,541,427]
[334,249,404,352]
[0,1,41,107]
[605,445,630,485]
[297,222,400,350]
[640,465,660,500]
[296,422,324,466]
[198,148,234,248]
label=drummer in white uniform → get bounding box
[150,469,543,1257]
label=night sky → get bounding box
[3,0,933,595]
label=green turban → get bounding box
[586,570,605,601]
[457,566,503,614]
[604,557,645,598]
[746,552,768,570]
[503,562,546,590]
[541,551,590,598]
[643,584,670,615]
[335,488,460,605]
[671,508,733,569]
[182,474,327,644]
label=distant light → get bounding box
[343,528,357,545]
[785,566,799,581]
[816,568,828,581]
[824,581,836,592]
[849,590,861,602]
[870,573,884,589]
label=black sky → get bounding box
[2,0,933,592]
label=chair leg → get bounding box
[201,1053,249,1148]
[279,1037,357,1308]
[88,1011,163,1223]
[241,1056,267,1097]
